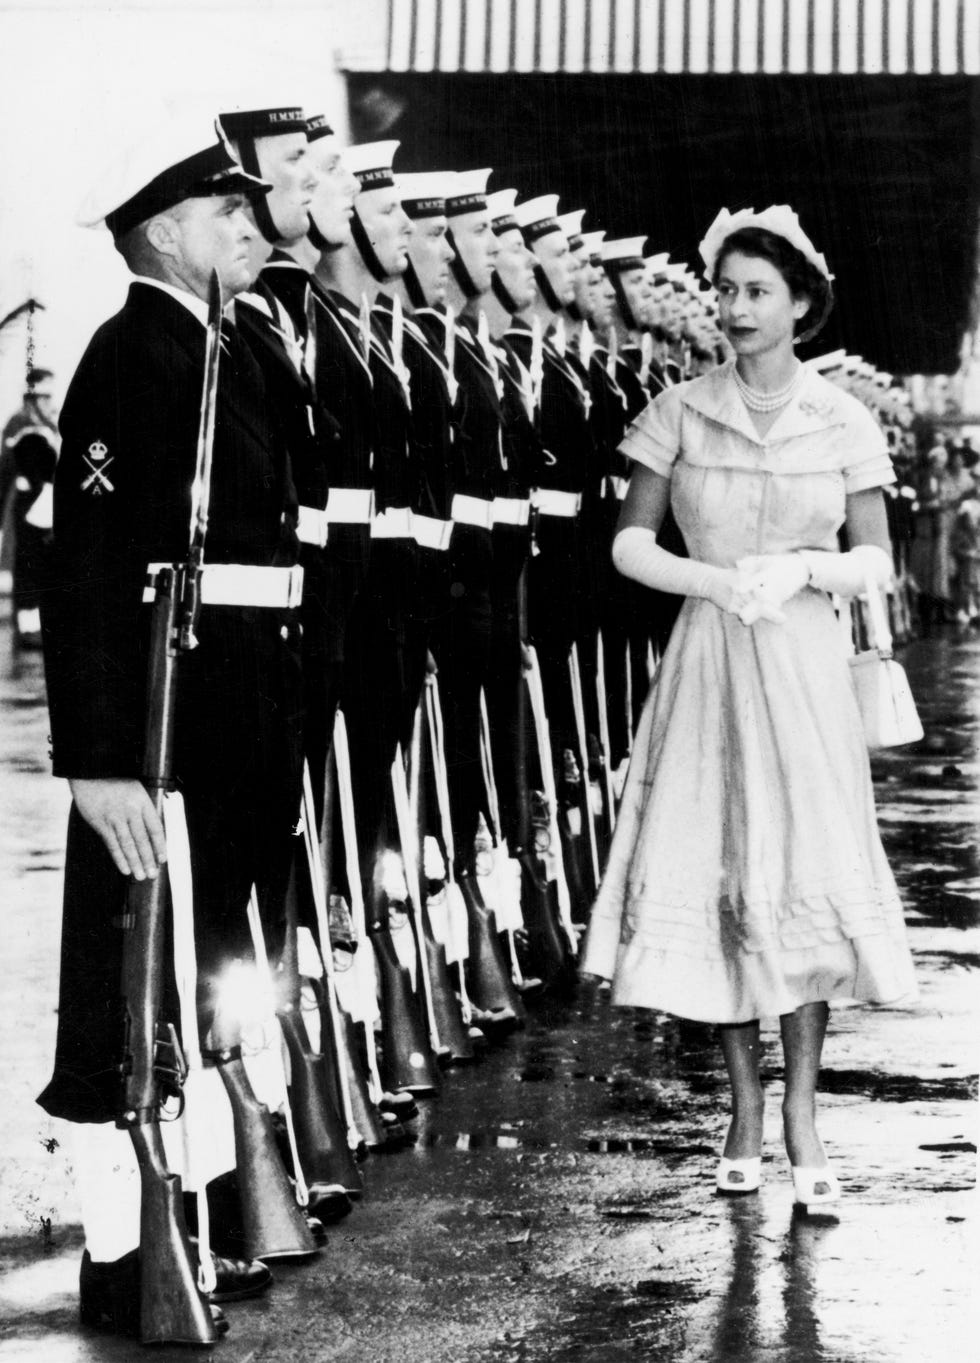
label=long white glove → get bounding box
[797,543,893,597]
[612,526,784,623]
[735,544,893,625]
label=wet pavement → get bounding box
[0,607,977,1362]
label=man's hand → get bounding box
[69,778,167,880]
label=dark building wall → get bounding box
[350,72,979,374]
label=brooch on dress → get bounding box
[797,396,837,421]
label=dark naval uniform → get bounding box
[427,314,502,872]
[236,267,339,802]
[485,336,541,852]
[39,281,303,1123]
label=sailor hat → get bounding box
[601,237,647,273]
[556,210,586,251]
[77,114,270,239]
[445,170,492,217]
[514,195,562,245]
[397,171,456,219]
[344,141,401,190]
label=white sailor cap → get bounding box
[344,140,401,190]
[580,230,606,260]
[77,114,270,238]
[487,188,520,234]
[514,195,562,244]
[397,171,456,219]
[601,237,648,273]
[445,169,492,217]
[842,354,863,373]
[808,348,847,372]
[664,262,690,287]
[644,252,671,279]
[557,210,586,250]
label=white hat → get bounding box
[445,169,492,216]
[557,210,586,245]
[77,113,269,237]
[487,188,520,233]
[698,205,833,282]
[580,230,606,258]
[344,140,401,188]
[601,237,647,271]
[644,252,671,278]
[808,348,847,372]
[397,171,456,218]
[514,195,562,243]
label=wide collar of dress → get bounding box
[680,360,846,446]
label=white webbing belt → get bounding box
[413,515,453,551]
[296,505,329,548]
[492,497,531,527]
[531,488,582,517]
[326,487,374,524]
[143,563,304,608]
[451,493,494,530]
[371,506,413,539]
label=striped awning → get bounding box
[343,0,980,75]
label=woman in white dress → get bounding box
[581,206,917,1210]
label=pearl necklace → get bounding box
[732,362,803,413]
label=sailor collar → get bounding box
[679,360,845,446]
[318,290,373,380]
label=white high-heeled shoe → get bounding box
[716,1155,762,1194]
[791,1163,841,1209]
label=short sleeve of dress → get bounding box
[618,386,682,478]
[841,399,895,495]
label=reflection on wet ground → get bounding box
[0,623,977,1362]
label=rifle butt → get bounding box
[518,851,576,992]
[424,927,479,1063]
[457,876,525,1021]
[278,1009,363,1195]
[371,928,440,1095]
[215,1055,318,1261]
[128,1124,217,1346]
[333,1003,397,1150]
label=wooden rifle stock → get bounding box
[212,1050,317,1260]
[514,567,577,990]
[118,569,216,1345]
[277,858,362,1196]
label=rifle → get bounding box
[568,640,601,895]
[327,713,417,1142]
[115,274,219,1344]
[514,564,577,991]
[399,713,478,1063]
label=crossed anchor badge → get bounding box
[81,439,115,495]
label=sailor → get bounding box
[0,367,59,647]
[218,104,363,1217]
[509,194,597,911]
[600,237,653,419]
[480,188,543,865]
[38,117,314,1338]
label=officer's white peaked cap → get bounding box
[78,114,269,237]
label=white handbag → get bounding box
[847,576,923,749]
